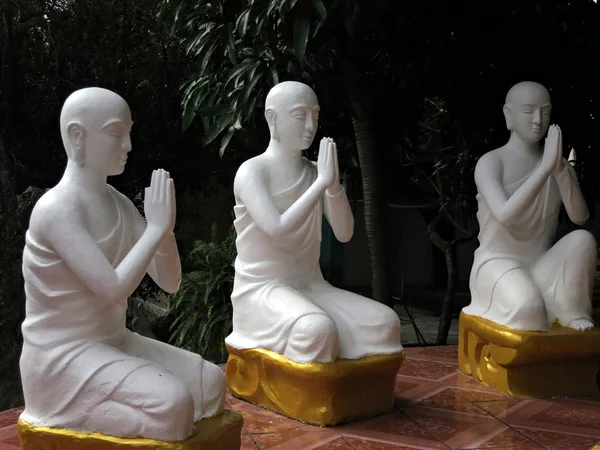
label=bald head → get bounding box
[264,81,320,149]
[503,81,552,143]
[505,81,550,106]
[60,87,132,157]
[265,81,318,115]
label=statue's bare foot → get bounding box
[567,318,595,331]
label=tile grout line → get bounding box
[392,404,453,449]
[447,384,553,450]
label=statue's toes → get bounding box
[568,319,595,331]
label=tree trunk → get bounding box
[436,244,457,345]
[349,96,390,307]
[427,222,456,345]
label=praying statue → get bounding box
[19,87,226,442]
[464,81,596,331]
[225,81,402,363]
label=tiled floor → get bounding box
[2,346,600,449]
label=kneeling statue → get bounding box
[18,87,236,446]
[225,81,404,425]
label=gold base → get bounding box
[458,311,600,397]
[17,410,243,450]
[225,344,404,426]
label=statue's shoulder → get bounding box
[476,147,504,171]
[234,155,267,186]
[474,148,506,187]
[28,185,81,238]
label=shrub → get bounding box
[169,223,237,363]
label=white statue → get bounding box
[19,87,226,441]
[225,81,402,363]
[465,81,597,331]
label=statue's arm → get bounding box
[475,153,551,227]
[37,203,165,307]
[234,161,328,239]
[132,208,182,294]
[554,159,589,225]
[322,180,354,243]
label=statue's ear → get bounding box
[265,108,279,141]
[503,104,513,131]
[66,122,86,164]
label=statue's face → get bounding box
[273,87,320,150]
[84,103,133,176]
[507,85,552,143]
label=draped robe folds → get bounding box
[225,159,402,363]
[465,162,596,330]
[19,185,225,442]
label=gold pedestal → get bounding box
[458,311,600,397]
[17,410,243,450]
[225,344,405,426]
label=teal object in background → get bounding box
[320,217,344,284]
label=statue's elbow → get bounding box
[572,216,589,227]
[336,223,354,243]
[163,275,182,294]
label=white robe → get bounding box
[19,185,225,441]
[465,163,596,330]
[225,159,402,363]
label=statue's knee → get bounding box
[293,314,338,342]
[159,376,194,417]
[518,287,546,317]
[202,361,226,401]
[372,305,401,337]
[570,229,597,256]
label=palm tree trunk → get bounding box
[437,244,458,345]
[349,95,390,307]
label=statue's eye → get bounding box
[294,115,305,120]
[522,109,533,114]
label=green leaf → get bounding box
[226,22,238,65]
[195,103,232,116]
[268,65,279,86]
[199,37,221,74]
[293,14,311,63]
[237,71,264,119]
[182,104,197,133]
[267,0,284,18]
[311,0,327,21]
[219,127,235,158]
[281,0,299,15]
[236,7,251,39]
[224,60,260,90]
[244,93,259,123]
[203,112,234,146]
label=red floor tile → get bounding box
[439,371,506,398]
[0,444,21,450]
[461,427,546,449]
[0,436,19,447]
[395,374,442,406]
[406,359,459,381]
[398,358,434,379]
[502,398,600,438]
[407,346,459,366]
[517,428,600,449]
[472,399,527,417]
[325,436,434,449]
[4,346,600,450]
[0,409,22,429]
[337,410,449,449]
[251,425,341,449]
[241,430,259,449]
[402,405,504,450]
